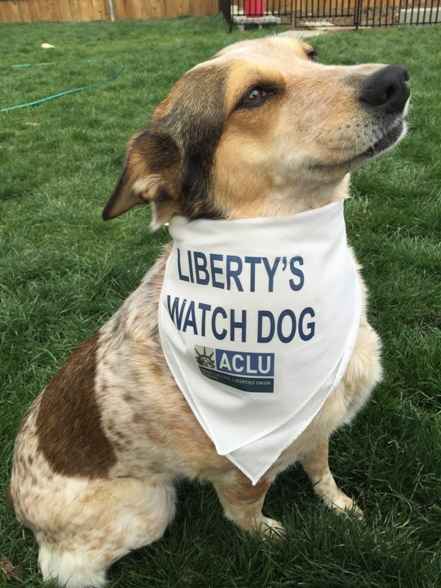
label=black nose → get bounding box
[360,65,410,114]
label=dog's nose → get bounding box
[360,65,410,114]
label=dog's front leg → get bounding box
[300,438,363,517]
[213,473,285,538]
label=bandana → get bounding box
[158,201,361,484]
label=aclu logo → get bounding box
[195,346,274,393]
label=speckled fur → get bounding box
[9,34,403,588]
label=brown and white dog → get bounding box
[10,35,409,588]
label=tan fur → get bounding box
[10,35,408,587]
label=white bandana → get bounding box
[158,201,362,484]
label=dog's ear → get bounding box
[102,130,181,228]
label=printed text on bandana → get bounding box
[167,249,316,345]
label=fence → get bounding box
[220,0,441,28]
[0,0,219,22]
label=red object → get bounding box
[244,0,266,17]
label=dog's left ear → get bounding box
[102,130,181,228]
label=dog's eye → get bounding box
[237,86,277,110]
[306,48,318,61]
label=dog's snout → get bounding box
[360,65,410,114]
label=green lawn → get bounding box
[1,16,441,588]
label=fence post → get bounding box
[107,0,115,21]
[354,0,363,28]
[220,0,233,31]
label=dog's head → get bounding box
[103,35,409,226]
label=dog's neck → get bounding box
[221,174,350,221]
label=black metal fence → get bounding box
[220,0,441,29]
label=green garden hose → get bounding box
[0,61,123,113]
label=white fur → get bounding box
[39,548,107,588]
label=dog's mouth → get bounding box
[312,110,408,173]
[349,117,407,167]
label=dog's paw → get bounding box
[257,516,287,540]
[325,493,364,519]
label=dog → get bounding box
[10,34,409,588]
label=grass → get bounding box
[0,15,440,588]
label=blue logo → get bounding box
[195,346,274,393]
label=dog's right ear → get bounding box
[102,130,181,228]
